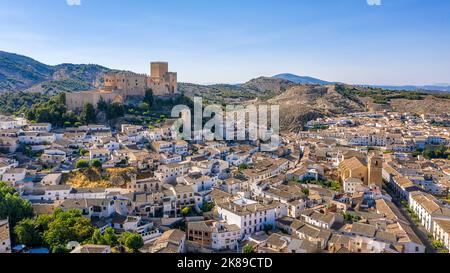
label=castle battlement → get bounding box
[103,61,177,97]
[66,61,178,112]
[104,71,149,77]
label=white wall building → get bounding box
[217,198,277,239]
[1,168,27,185]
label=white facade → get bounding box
[89,148,110,163]
[160,153,182,164]
[343,178,363,194]
[152,141,173,153]
[211,224,240,251]
[0,158,19,177]
[217,198,277,239]
[155,163,187,183]
[432,219,450,251]
[409,193,437,231]
[174,141,188,155]
[1,168,26,185]
[0,116,23,130]
[18,133,55,145]
[27,123,52,132]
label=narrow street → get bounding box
[395,200,435,253]
[385,186,436,253]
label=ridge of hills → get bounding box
[1,50,449,131]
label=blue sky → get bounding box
[1,0,449,85]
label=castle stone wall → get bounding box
[66,61,177,111]
[66,90,123,112]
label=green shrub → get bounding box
[76,159,90,169]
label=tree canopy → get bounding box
[422,145,450,159]
[14,218,43,247]
[0,182,34,228]
[144,89,154,106]
[14,208,96,253]
[243,244,254,253]
[181,206,191,217]
[76,159,90,169]
[119,232,143,253]
[106,102,125,120]
[43,209,95,253]
[81,103,97,124]
[91,159,102,169]
[23,93,78,127]
[91,227,119,247]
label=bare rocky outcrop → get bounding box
[267,85,366,132]
[241,76,296,95]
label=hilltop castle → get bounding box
[66,62,178,111]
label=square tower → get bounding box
[151,62,169,83]
[368,152,383,186]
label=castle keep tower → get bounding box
[151,62,169,82]
[368,152,383,186]
[148,62,178,96]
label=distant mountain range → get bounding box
[359,84,450,93]
[0,50,449,94]
[272,73,450,93]
[272,73,335,85]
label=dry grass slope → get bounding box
[267,85,366,132]
[62,167,135,188]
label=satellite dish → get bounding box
[67,241,80,250]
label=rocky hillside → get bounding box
[272,73,333,85]
[0,51,53,91]
[0,51,111,93]
[267,84,366,132]
[241,77,296,95]
[181,79,450,132]
[388,96,450,115]
[2,51,449,133]
[178,77,296,104]
[178,82,253,104]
